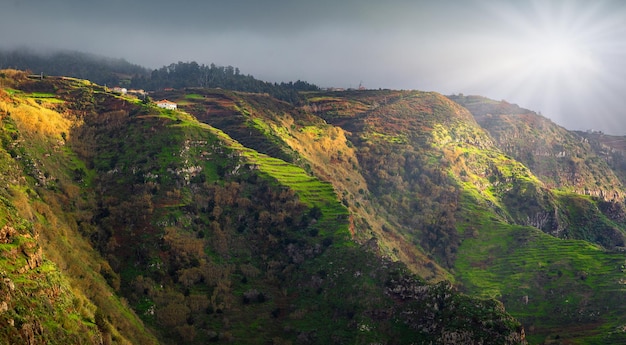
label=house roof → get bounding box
[156,99,176,104]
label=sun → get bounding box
[460,0,619,127]
[533,38,583,72]
[521,27,597,80]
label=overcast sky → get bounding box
[2,0,626,134]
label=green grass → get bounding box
[361,130,408,144]
[3,88,21,96]
[27,92,56,98]
[184,93,204,99]
[183,109,351,240]
[239,149,351,240]
[25,92,65,103]
[0,84,160,345]
[455,192,626,343]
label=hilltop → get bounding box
[0,49,318,103]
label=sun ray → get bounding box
[459,0,626,133]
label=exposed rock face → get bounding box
[386,275,527,344]
[19,241,43,273]
[0,225,17,244]
[20,320,44,345]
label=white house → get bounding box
[156,99,177,110]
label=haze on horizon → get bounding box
[2,0,626,134]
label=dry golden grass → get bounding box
[0,69,28,89]
[5,98,72,138]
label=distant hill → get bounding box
[449,94,625,199]
[0,49,318,103]
[576,130,626,188]
[0,48,149,86]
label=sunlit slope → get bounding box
[450,94,625,199]
[576,130,626,188]
[304,90,550,266]
[304,89,626,343]
[161,88,450,281]
[12,68,626,343]
[456,192,626,344]
[0,70,157,344]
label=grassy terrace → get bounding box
[169,110,351,243]
[242,149,351,241]
[456,193,626,344]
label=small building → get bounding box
[156,99,177,110]
[111,86,127,94]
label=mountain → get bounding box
[575,130,626,187]
[2,66,626,344]
[449,94,626,246]
[0,71,526,344]
[296,92,626,344]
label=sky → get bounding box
[2,0,626,134]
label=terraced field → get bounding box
[240,149,351,241]
[456,201,626,343]
[190,113,351,243]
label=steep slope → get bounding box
[161,85,626,343]
[305,90,546,265]
[449,95,626,248]
[158,88,451,281]
[110,88,524,344]
[159,85,626,342]
[576,130,626,187]
[302,90,626,343]
[0,71,527,344]
[11,67,626,343]
[0,70,157,344]
[449,94,625,199]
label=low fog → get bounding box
[2,0,626,134]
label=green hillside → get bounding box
[0,70,157,344]
[449,94,625,199]
[302,90,626,343]
[0,70,526,344]
[3,67,626,344]
[150,86,626,343]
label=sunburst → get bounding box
[461,0,624,132]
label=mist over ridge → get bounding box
[3,0,626,134]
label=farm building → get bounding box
[156,99,177,110]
